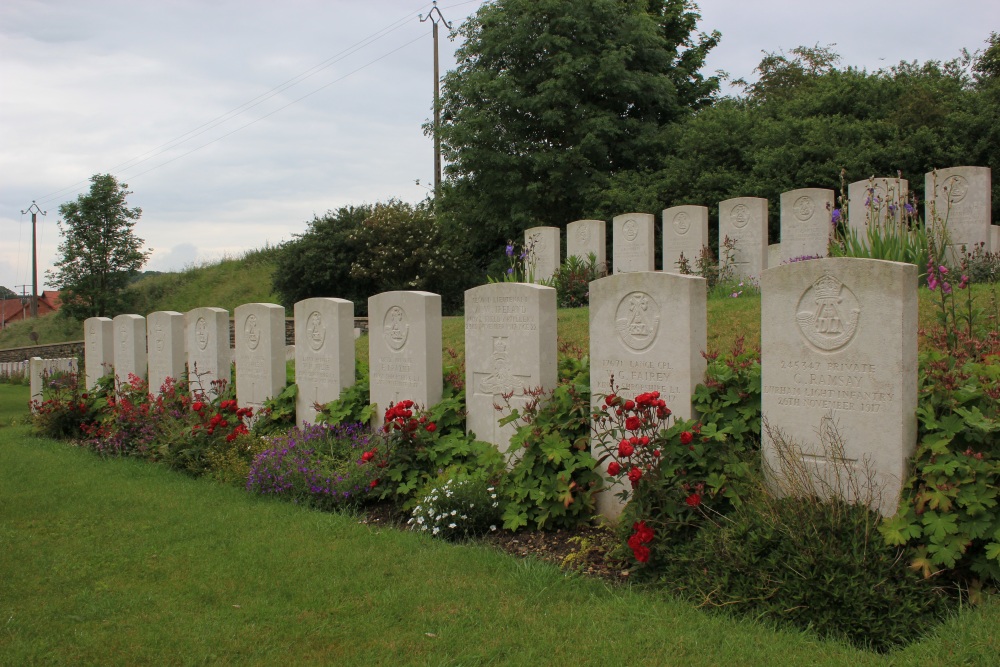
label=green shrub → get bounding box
[662,491,952,652]
[31,369,108,440]
[550,253,607,308]
[499,354,602,531]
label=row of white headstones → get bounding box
[79,256,916,521]
[526,167,997,281]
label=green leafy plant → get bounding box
[31,368,108,440]
[252,382,298,435]
[550,253,607,308]
[408,474,502,540]
[499,354,602,531]
[316,367,376,426]
[692,335,762,449]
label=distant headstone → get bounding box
[761,258,917,516]
[186,307,231,398]
[925,167,992,257]
[992,226,1000,253]
[294,297,355,425]
[612,213,655,273]
[719,197,768,279]
[662,205,708,274]
[465,283,558,455]
[146,311,185,395]
[368,291,442,428]
[29,357,76,406]
[84,316,114,389]
[234,303,286,410]
[781,188,835,262]
[567,219,606,269]
[112,314,147,383]
[589,272,708,520]
[525,226,560,283]
[847,177,909,238]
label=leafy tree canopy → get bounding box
[436,0,720,261]
[47,174,150,320]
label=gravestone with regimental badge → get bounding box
[185,307,231,398]
[719,197,768,279]
[112,314,147,383]
[524,226,560,283]
[662,205,708,274]
[612,213,655,273]
[780,188,835,262]
[589,271,707,519]
[84,316,114,389]
[464,283,557,455]
[847,177,909,239]
[925,167,992,257]
[146,311,185,395]
[234,303,286,411]
[294,297,355,425]
[368,291,442,428]
[567,219,606,269]
[761,257,917,516]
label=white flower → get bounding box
[469,504,474,508]
[451,510,457,516]
[460,515,467,520]
[490,525,497,531]
[417,516,424,524]
[448,523,457,529]
[432,526,440,535]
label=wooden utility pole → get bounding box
[420,1,452,200]
[20,201,46,319]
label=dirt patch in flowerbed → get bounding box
[360,502,631,584]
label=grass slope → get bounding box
[2,422,998,665]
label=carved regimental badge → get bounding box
[623,219,639,242]
[615,292,660,351]
[795,273,860,352]
[577,225,590,243]
[306,311,325,351]
[477,337,519,397]
[793,196,816,222]
[383,306,409,351]
[195,317,209,351]
[943,174,969,203]
[244,314,261,350]
[673,211,690,234]
[731,203,751,229]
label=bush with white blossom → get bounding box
[408,477,501,541]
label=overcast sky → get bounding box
[1,0,996,294]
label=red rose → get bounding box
[632,520,654,544]
[425,422,437,432]
[618,441,635,457]
[604,394,617,406]
[653,449,661,457]
[361,450,376,463]
[607,461,621,476]
[369,479,379,489]
[625,416,641,431]
[640,436,649,446]
[685,493,702,507]
[624,400,635,411]
[628,467,642,484]
[680,431,693,445]
[632,544,650,563]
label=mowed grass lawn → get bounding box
[1,389,999,664]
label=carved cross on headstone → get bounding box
[472,336,531,442]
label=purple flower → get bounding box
[505,244,514,257]
[831,209,842,224]
[904,203,914,215]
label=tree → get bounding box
[436,0,721,260]
[47,174,150,319]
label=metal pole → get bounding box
[20,201,46,319]
[420,1,452,201]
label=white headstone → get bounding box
[186,307,231,398]
[926,167,992,258]
[992,226,1000,253]
[761,258,917,516]
[368,291,443,427]
[847,177,909,238]
[780,188,835,263]
[146,311,186,395]
[112,314,147,384]
[662,205,708,274]
[612,213,655,273]
[719,197,768,279]
[294,297,355,425]
[589,272,708,520]
[84,316,114,389]
[234,303,286,410]
[567,219,606,269]
[525,226,560,283]
[465,283,558,455]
